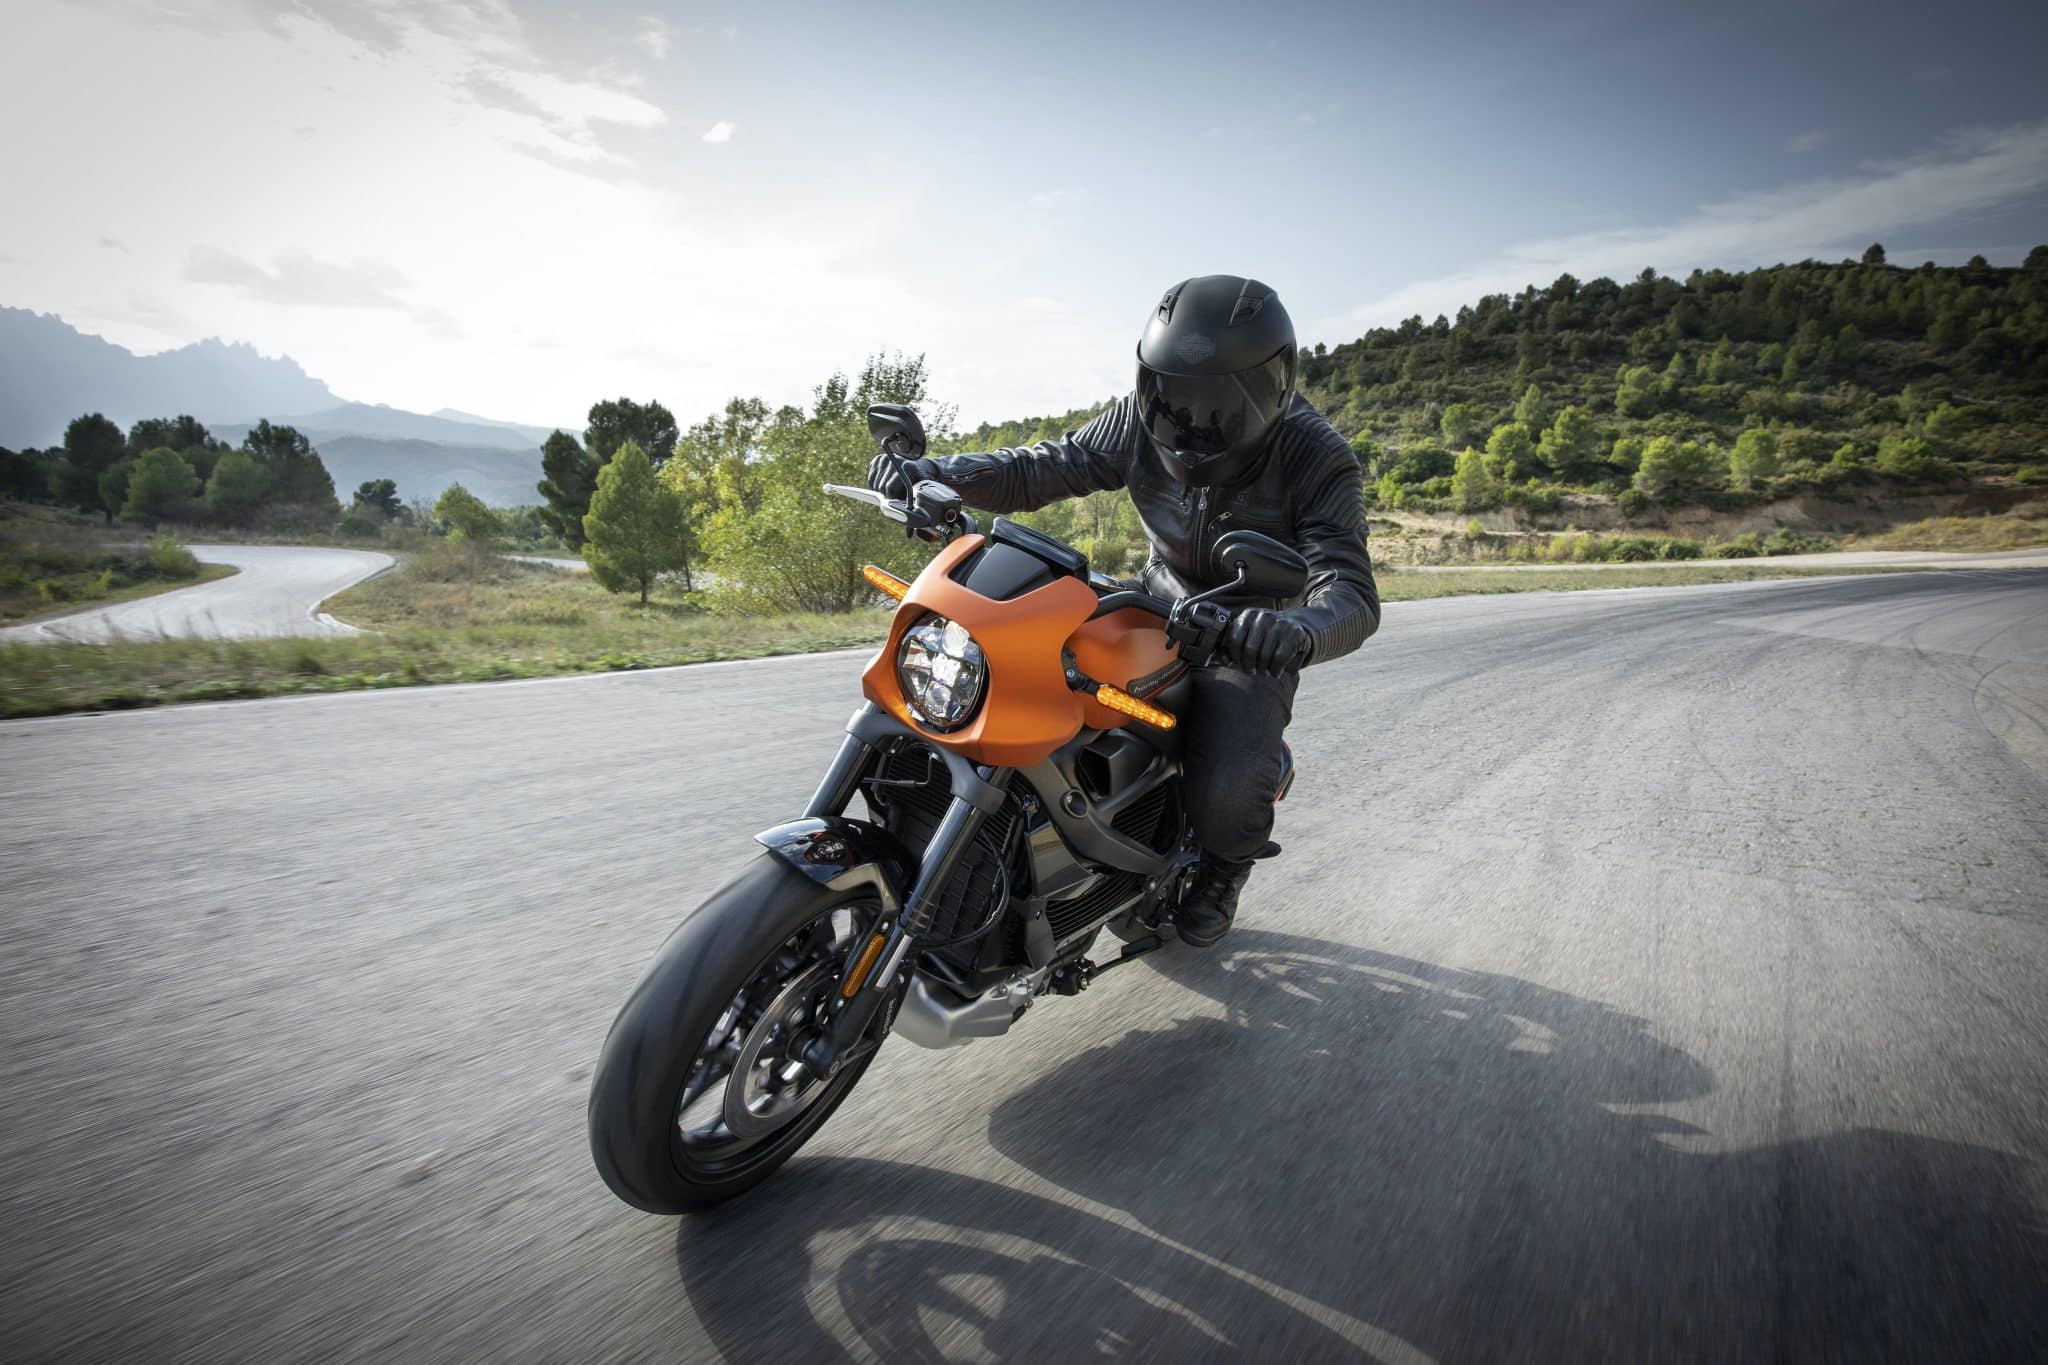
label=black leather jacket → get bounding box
[919,392,1379,665]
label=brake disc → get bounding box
[722,959,835,1138]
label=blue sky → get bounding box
[2,0,2043,429]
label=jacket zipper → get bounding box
[1195,488,1210,579]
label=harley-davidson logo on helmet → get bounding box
[1173,331,1217,365]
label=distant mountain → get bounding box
[213,403,546,453]
[429,408,563,445]
[290,437,544,508]
[1,307,548,505]
[0,307,335,444]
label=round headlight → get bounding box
[896,615,988,731]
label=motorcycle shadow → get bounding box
[673,932,2044,1361]
[984,930,2047,1362]
[674,1154,1386,1362]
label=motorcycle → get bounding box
[587,402,1310,1213]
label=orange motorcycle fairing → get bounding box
[862,534,1168,768]
[1068,606,1185,731]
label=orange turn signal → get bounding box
[862,564,910,601]
[1094,683,1177,731]
[842,930,890,998]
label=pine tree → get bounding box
[583,440,686,604]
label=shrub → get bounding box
[1875,433,1954,482]
[1079,536,1134,576]
[146,534,199,579]
[406,538,507,583]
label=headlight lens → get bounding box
[896,615,988,731]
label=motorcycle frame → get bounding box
[762,698,1185,1073]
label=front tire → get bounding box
[588,854,888,1213]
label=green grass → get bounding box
[0,515,228,624]
[1841,504,2048,552]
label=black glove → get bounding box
[867,451,938,500]
[1223,607,1312,677]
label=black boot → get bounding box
[1176,855,1254,948]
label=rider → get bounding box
[868,275,1379,947]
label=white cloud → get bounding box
[1785,129,1826,154]
[1322,121,2048,334]
[631,16,674,60]
[701,120,735,144]
[184,247,413,310]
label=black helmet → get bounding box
[1136,275,1296,488]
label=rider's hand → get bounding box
[867,451,915,499]
[869,452,946,503]
[1223,607,1312,677]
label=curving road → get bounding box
[1,568,2045,1361]
[0,544,392,645]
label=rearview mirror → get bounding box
[1213,530,1309,599]
[866,403,927,458]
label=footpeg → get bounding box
[1091,934,1164,979]
[1049,935,1163,995]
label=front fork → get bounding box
[796,705,1010,1077]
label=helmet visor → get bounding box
[1135,348,1293,459]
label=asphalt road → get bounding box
[2,568,2045,1362]
[0,544,392,644]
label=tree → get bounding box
[352,479,404,520]
[1514,383,1551,431]
[582,440,685,604]
[0,446,52,501]
[1609,435,1645,477]
[1536,406,1597,482]
[96,458,135,524]
[1633,436,1726,500]
[1450,447,1498,511]
[2025,245,2048,271]
[127,415,220,480]
[434,483,502,542]
[1875,432,1951,481]
[1727,428,1782,489]
[205,450,269,525]
[1439,402,1482,448]
[51,412,127,514]
[1615,365,1659,417]
[1862,243,1887,266]
[584,397,679,467]
[242,420,336,511]
[660,396,777,589]
[700,354,943,612]
[537,429,599,547]
[1484,422,1536,482]
[121,447,198,522]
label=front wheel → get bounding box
[588,854,890,1213]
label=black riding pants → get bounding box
[1179,665,1299,863]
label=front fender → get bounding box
[754,816,913,917]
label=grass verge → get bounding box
[1840,504,2048,552]
[0,542,2001,720]
[1,518,227,625]
[6,562,236,627]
